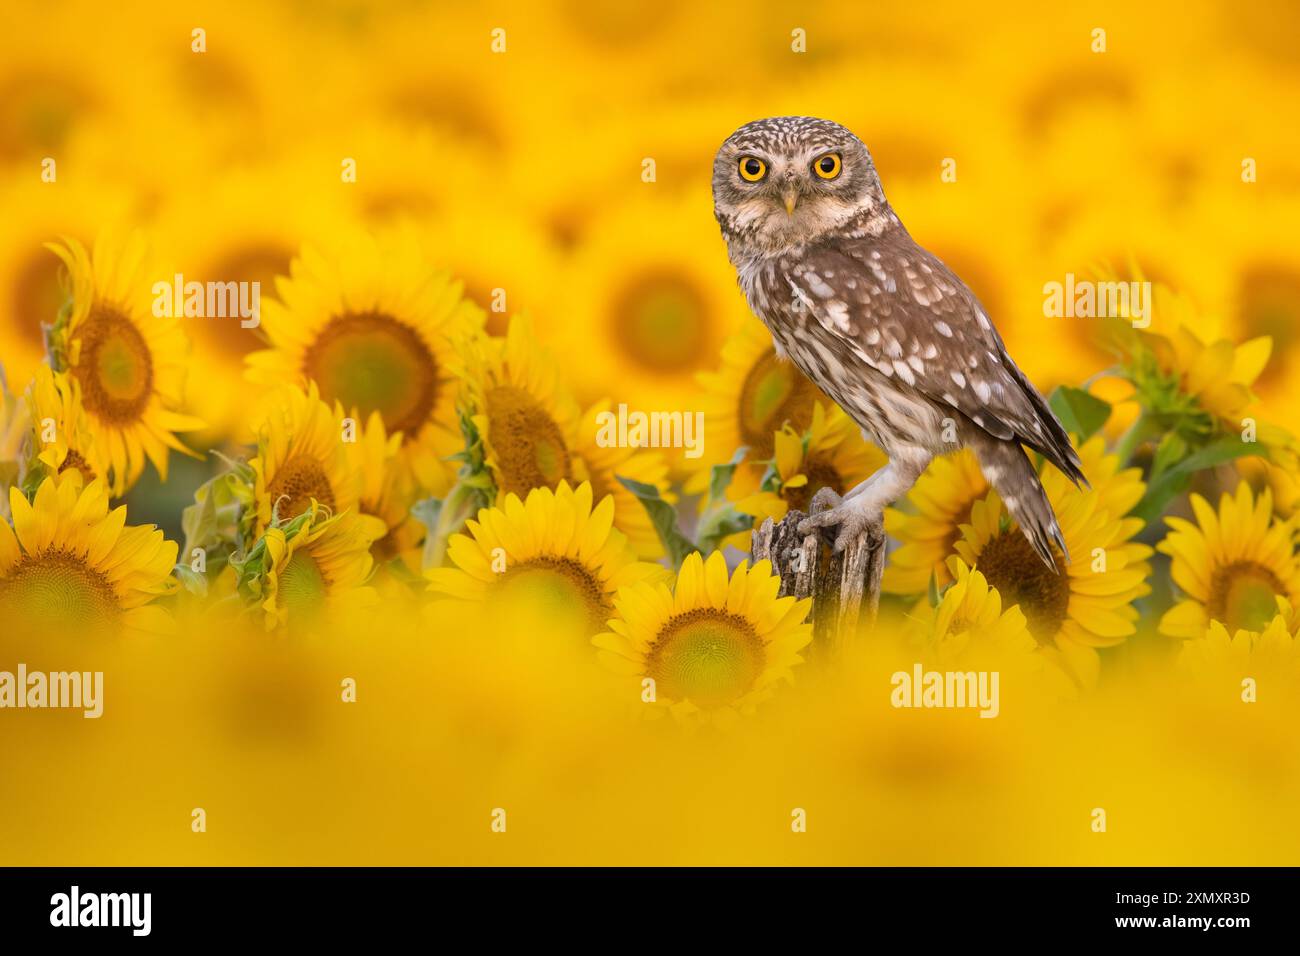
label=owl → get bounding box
[712,116,1085,568]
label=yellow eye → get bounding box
[738,156,767,182]
[813,152,842,179]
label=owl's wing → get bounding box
[785,235,1084,484]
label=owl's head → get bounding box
[712,116,887,255]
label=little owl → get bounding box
[712,116,1085,568]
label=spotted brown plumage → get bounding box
[712,116,1085,567]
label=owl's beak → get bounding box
[782,191,798,215]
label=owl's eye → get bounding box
[813,153,842,180]
[738,156,767,182]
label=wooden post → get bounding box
[750,488,886,660]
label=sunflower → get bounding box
[689,319,831,499]
[1178,597,1300,694]
[0,475,177,634]
[236,502,380,631]
[45,233,205,497]
[0,176,135,392]
[249,382,365,538]
[1100,281,1298,468]
[882,450,989,596]
[456,317,675,556]
[593,549,813,722]
[953,436,1152,688]
[427,481,667,642]
[904,557,1036,667]
[246,227,484,496]
[1158,482,1300,639]
[456,314,581,499]
[21,363,107,487]
[556,190,749,413]
[737,403,887,525]
[884,436,1121,597]
[347,409,424,569]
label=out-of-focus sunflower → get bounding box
[0,476,176,633]
[556,191,749,412]
[737,403,886,524]
[593,550,813,723]
[155,159,352,438]
[885,437,1127,597]
[249,382,364,537]
[45,234,204,496]
[416,204,560,339]
[1182,191,1300,408]
[689,319,829,498]
[1177,596,1300,694]
[236,501,379,631]
[953,436,1152,688]
[246,228,484,495]
[0,178,135,391]
[1158,482,1300,639]
[21,363,106,487]
[427,481,667,642]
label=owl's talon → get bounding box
[808,486,843,514]
[798,500,883,553]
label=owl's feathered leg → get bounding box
[798,452,930,554]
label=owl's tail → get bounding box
[977,439,1069,572]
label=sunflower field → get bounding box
[2,0,1300,866]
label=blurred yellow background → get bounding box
[2,0,1299,865]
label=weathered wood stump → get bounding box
[750,487,887,659]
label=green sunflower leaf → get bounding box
[696,505,753,557]
[616,476,696,568]
[1048,386,1112,443]
[708,446,748,506]
[1133,435,1259,524]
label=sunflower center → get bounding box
[975,530,1070,644]
[278,549,329,617]
[12,248,67,348]
[1207,561,1284,634]
[485,385,571,498]
[58,448,97,483]
[204,243,293,357]
[782,456,843,515]
[0,547,120,629]
[738,348,821,458]
[645,608,766,708]
[266,454,336,522]
[302,310,439,437]
[497,556,610,636]
[73,305,154,424]
[610,269,708,373]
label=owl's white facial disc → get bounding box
[712,116,887,256]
